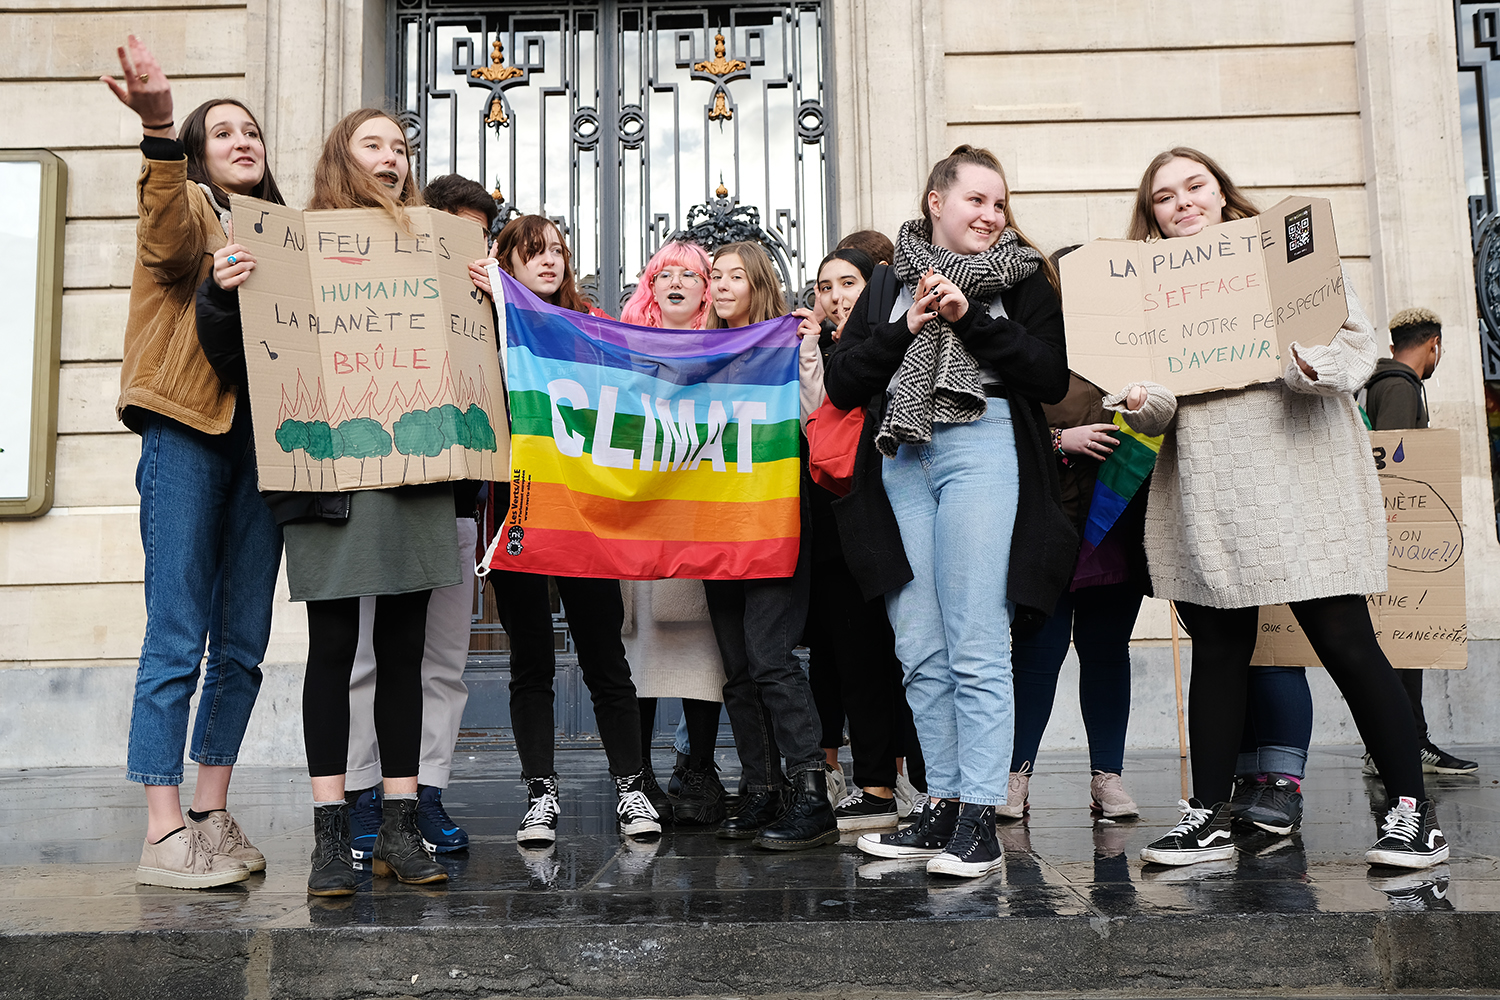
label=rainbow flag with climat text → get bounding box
[488,269,802,580]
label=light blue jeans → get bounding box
[881,399,1018,806]
[126,409,283,784]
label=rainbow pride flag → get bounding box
[1073,411,1163,583]
[487,270,803,580]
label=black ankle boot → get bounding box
[716,785,788,840]
[307,803,357,896]
[667,750,691,797]
[754,766,839,851]
[373,796,448,885]
[639,764,672,825]
[672,761,728,826]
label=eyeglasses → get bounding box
[653,268,704,287]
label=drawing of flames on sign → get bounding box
[272,355,498,489]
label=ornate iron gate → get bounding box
[1455,1,1500,539]
[390,0,836,311]
[389,0,837,743]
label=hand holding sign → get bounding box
[213,220,256,290]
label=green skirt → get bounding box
[284,484,461,601]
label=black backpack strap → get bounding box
[866,263,899,326]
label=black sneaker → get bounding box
[716,786,787,840]
[1366,797,1449,868]
[1227,774,1261,826]
[856,797,959,859]
[1241,776,1303,835]
[613,768,663,838]
[834,789,898,832]
[672,762,728,826]
[640,765,672,825]
[667,751,690,797]
[1139,798,1235,866]
[926,803,1003,878]
[347,786,382,870]
[415,785,469,853]
[517,775,560,845]
[1420,742,1478,775]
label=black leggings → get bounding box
[638,697,722,769]
[1177,595,1424,805]
[304,591,431,779]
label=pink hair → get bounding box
[620,240,713,328]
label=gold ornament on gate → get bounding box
[472,38,524,83]
[695,31,746,122]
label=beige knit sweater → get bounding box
[1105,275,1387,609]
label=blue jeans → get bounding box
[882,400,1018,806]
[1012,583,1142,774]
[126,410,282,785]
[1236,666,1313,778]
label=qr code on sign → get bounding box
[1284,206,1314,263]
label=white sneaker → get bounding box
[825,763,848,811]
[517,774,560,844]
[894,770,919,819]
[995,762,1031,821]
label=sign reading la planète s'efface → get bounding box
[1060,197,1347,396]
[230,196,508,492]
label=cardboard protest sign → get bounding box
[232,197,507,492]
[1251,429,1466,670]
[1060,197,1347,396]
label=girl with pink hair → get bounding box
[620,240,713,329]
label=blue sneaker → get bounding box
[417,784,469,853]
[348,786,382,870]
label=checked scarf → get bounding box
[876,219,1042,457]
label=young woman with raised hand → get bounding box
[197,109,456,895]
[616,240,737,827]
[1114,148,1447,870]
[484,215,662,845]
[824,145,1074,879]
[699,241,839,851]
[104,35,283,890]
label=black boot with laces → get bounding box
[307,803,357,897]
[373,795,449,885]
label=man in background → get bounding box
[1362,307,1478,776]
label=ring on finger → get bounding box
[227,255,237,265]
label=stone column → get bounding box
[1355,0,1500,635]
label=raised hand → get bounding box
[100,35,175,136]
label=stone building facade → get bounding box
[2,0,1493,765]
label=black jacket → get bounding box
[195,277,476,524]
[822,264,1078,624]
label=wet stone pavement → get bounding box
[0,745,1496,999]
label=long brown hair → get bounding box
[707,241,787,328]
[920,144,1058,293]
[494,215,594,314]
[1127,147,1259,241]
[181,98,284,207]
[308,109,424,220]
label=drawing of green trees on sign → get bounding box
[274,419,342,489]
[335,417,393,483]
[393,404,498,480]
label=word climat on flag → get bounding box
[488,270,803,581]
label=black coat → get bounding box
[822,265,1078,625]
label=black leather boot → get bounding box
[716,785,788,840]
[672,761,728,826]
[307,803,357,896]
[373,795,449,885]
[754,766,839,851]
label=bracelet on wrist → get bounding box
[142,121,174,131]
[1051,426,1069,465]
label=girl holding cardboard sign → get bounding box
[105,35,285,891]
[1113,148,1447,870]
[197,109,459,896]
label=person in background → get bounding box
[1361,308,1477,776]
[481,215,661,844]
[1118,147,1448,870]
[617,240,737,827]
[704,241,839,850]
[342,174,497,864]
[105,35,283,890]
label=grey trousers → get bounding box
[346,517,475,788]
